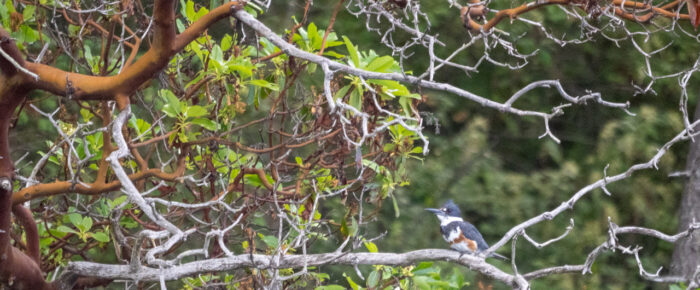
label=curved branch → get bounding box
[11,204,39,265]
[11,157,186,205]
[463,0,690,31]
[11,1,244,101]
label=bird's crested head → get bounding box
[425,199,462,218]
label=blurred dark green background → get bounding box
[283,1,697,289]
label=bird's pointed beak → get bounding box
[425,208,442,215]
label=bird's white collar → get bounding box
[437,215,463,226]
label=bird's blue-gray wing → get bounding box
[459,222,489,251]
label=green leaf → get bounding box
[187,105,208,118]
[221,34,233,51]
[191,118,218,131]
[168,132,177,145]
[109,196,128,209]
[195,6,209,21]
[412,264,440,276]
[349,87,362,111]
[383,143,395,152]
[0,4,8,29]
[68,214,82,229]
[20,25,39,44]
[92,231,110,242]
[315,286,345,290]
[83,45,96,73]
[369,79,411,98]
[399,97,416,117]
[244,172,272,188]
[210,45,224,64]
[130,118,152,141]
[258,234,279,249]
[390,193,400,218]
[323,51,345,59]
[78,216,93,232]
[22,5,35,21]
[412,276,434,289]
[161,90,182,117]
[188,41,204,63]
[448,268,467,288]
[185,0,196,22]
[413,262,434,272]
[162,104,178,118]
[365,56,395,72]
[367,271,379,288]
[334,85,351,101]
[176,19,185,33]
[348,217,359,237]
[120,217,139,229]
[308,22,321,50]
[344,273,361,290]
[5,0,14,14]
[227,63,253,78]
[248,79,279,91]
[342,36,359,67]
[56,225,77,235]
[243,5,259,16]
[80,107,93,122]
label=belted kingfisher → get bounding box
[426,200,508,260]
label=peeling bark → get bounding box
[0,1,244,287]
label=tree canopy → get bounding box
[0,0,699,289]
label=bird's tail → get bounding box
[488,252,509,261]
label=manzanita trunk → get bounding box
[671,101,700,279]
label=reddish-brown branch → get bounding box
[14,1,243,101]
[59,9,137,50]
[184,75,215,100]
[465,0,690,31]
[241,168,295,195]
[481,0,570,31]
[0,35,47,286]
[318,0,345,56]
[12,155,187,204]
[173,1,245,51]
[612,0,689,22]
[126,210,162,231]
[95,101,114,184]
[11,204,40,265]
[0,77,26,258]
[252,51,283,63]
[130,129,176,148]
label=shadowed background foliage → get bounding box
[289,1,696,289]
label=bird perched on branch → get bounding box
[426,200,508,260]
